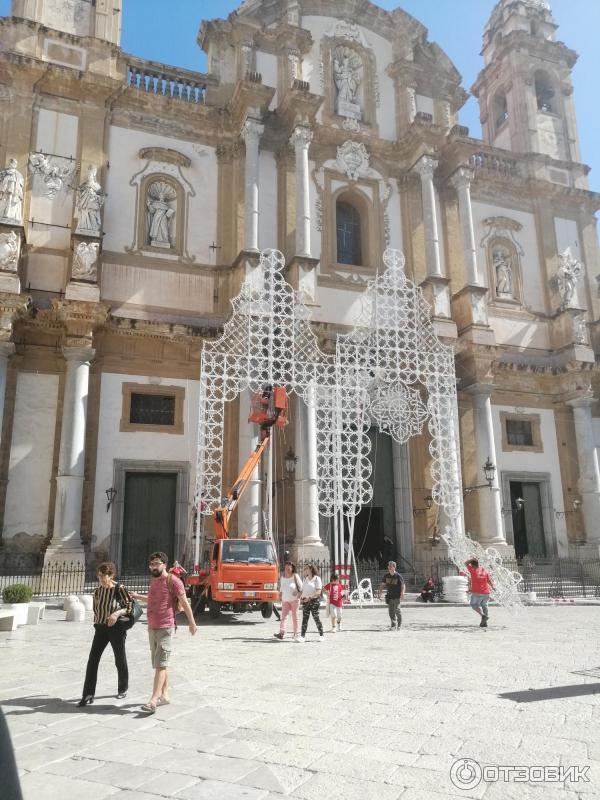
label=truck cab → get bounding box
[191,537,280,618]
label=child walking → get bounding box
[324,572,344,632]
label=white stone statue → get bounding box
[494,249,514,297]
[573,315,588,345]
[333,46,363,119]
[146,181,177,248]
[72,241,99,282]
[0,158,24,224]
[75,165,105,236]
[0,230,19,271]
[557,248,584,308]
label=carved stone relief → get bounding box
[336,140,370,181]
[0,230,20,271]
[29,152,78,199]
[72,241,99,282]
[573,315,588,345]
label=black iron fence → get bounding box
[1,557,599,600]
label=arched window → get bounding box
[535,71,554,113]
[493,93,508,130]
[336,201,362,265]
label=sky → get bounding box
[1,0,598,189]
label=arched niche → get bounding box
[139,174,184,255]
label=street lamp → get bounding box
[105,487,117,512]
[501,496,524,516]
[555,497,582,519]
[413,494,433,517]
[464,458,497,495]
[285,448,297,475]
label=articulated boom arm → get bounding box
[213,384,289,540]
[213,435,271,540]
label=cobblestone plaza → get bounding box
[1,605,599,800]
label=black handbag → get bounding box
[114,585,143,630]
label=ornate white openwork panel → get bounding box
[336,249,462,520]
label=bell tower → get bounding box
[11,0,122,46]
[472,0,581,164]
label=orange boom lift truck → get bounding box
[188,385,288,619]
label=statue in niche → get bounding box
[75,164,105,236]
[0,158,24,223]
[333,46,363,120]
[493,248,514,298]
[146,181,177,249]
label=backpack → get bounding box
[167,573,184,628]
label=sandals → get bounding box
[140,702,157,714]
[156,697,170,707]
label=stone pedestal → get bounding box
[452,285,496,345]
[550,307,594,365]
[420,275,453,322]
[65,282,101,302]
[286,255,320,304]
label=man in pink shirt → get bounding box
[131,551,197,713]
[465,558,495,628]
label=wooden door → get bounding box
[122,472,177,573]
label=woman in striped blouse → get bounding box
[78,562,133,707]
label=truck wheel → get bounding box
[260,602,273,619]
[193,595,206,615]
[208,593,221,619]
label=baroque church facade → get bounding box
[0,0,599,573]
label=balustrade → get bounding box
[126,60,208,104]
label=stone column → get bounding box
[237,389,261,537]
[46,346,94,566]
[392,441,414,565]
[451,168,479,286]
[413,155,442,278]
[290,125,313,258]
[466,384,507,547]
[567,397,600,546]
[241,117,264,252]
[0,342,14,447]
[292,388,327,561]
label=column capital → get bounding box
[241,117,264,146]
[413,155,438,180]
[566,395,596,410]
[62,345,95,365]
[290,125,312,149]
[450,166,474,191]
[465,382,494,400]
[0,341,15,359]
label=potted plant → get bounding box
[2,584,33,626]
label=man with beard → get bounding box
[131,551,197,713]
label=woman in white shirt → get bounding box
[298,564,324,642]
[274,561,302,640]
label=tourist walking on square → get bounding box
[78,561,132,707]
[465,558,494,627]
[380,561,405,630]
[324,572,345,632]
[298,564,324,642]
[273,561,302,640]
[130,551,197,713]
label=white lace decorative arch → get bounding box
[194,247,522,605]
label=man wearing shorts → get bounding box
[131,551,197,713]
[465,558,494,628]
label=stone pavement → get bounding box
[1,604,599,800]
